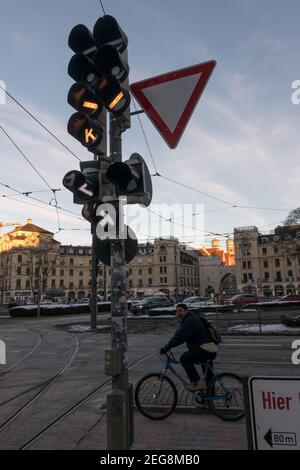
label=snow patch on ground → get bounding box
[229,323,300,333]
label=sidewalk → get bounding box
[78,410,248,450]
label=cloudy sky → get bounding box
[0,0,299,249]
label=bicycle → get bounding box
[135,351,245,421]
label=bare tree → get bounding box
[23,239,58,317]
[0,255,9,305]
[284,208,300,226]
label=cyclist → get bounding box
[160,303,217,392]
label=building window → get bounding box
[287,258,292,267]
[242,261,247,269]
[264,272,270,280]
[79,271,83,277]
[18,255,22,263]
[159,245,166,253]
[70,258,74,265]
[248,273,253,280]
[243,273,248,283]
[79,280,84,288]
[27,268,30,276]
[262,248,267,255]
[163,256,167,262]
[160,277,163,284]
[164,266,167,274]
[164,277,168,284]
[274,246,279,254]
[16,279,21,289]
[60,280,64,288]
[138,279,143,287]
[26,280,30,288]
[128,268,132,276]
[160,266,163,274]
[52,279,56,288]
[70,269,74,276]
[247,261,251,269]
[276,272,282,282]
[263,261,268,269]
[138,269,142,276]
[149,278,152,285]
[60,270,64,277]
[148,268,152,275]
[288,271,293,280]
[52,268,55,276]
[275,259,280,267]
[17,267,21,275]
[69,282,74,289]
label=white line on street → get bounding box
[216,360,292,365]
[221,343,282,347]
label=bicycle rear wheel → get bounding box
[135,373,178,420]
[207,373,245,421]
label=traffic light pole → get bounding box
[90,230,98,330]
[106,112,133,450]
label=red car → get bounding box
[278,295,300,302]
[228,294,259,305]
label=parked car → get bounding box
[228,294,259,306]
[181,296,215,309]
[218,292,240,305]
[278,294,300,302]
[131,296,172,315]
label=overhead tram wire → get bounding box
[99,0,106,15]
[1,126,53,191]
[1,194,85,223]
[0,86,81,162]
[1,126,64,233]
[132,98,159,174]
[131,94,293,217]
[0,182,85,222]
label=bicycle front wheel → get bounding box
[135,373,178,420]
[207,373,245,421]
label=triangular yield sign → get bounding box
[130,60,216,149]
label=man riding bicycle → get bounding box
[160,303,217,392]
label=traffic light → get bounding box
[105,153,153,207]
[62,160,100,204]
[67,15,131,154]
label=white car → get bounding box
[181,296,215,309]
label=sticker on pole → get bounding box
[248,376,300,450]
[130,60,216,149]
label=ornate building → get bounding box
[234,224,300,296]
[0,220,202,304]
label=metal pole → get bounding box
[90,231,98,330]
[107,112,131,450]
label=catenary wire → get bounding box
[0,85,81,162]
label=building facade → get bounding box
[234,224,300,296]
[0,220,202,303]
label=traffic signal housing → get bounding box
[62,160,100,204]
[67,15,131,155]
[106,153,152,207]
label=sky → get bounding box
[0,0,300,249]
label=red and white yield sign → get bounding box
[130,60,216,149]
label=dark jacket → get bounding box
[166,312,211,350]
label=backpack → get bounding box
[200,316,222,345]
